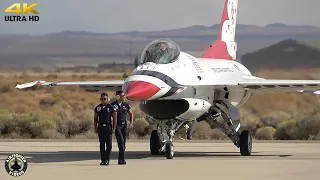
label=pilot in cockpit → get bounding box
[141,39,180,65]
[153,42,170,63]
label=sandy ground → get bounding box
[0,140,319,180]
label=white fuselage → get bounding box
[123,51,254,121]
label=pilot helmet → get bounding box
[154,42,169,56]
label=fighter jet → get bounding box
[16,0,320,159]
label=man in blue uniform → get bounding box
[111,90,134,165]
[94,93,117,166]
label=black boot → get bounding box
[118,160,126,165]
[100,160,109,166]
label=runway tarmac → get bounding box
[0,140,319,180]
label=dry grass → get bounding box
[1,68,320,140]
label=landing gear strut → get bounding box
[149,119,186,159]
[165,129,174,159]
[201,101,253,156]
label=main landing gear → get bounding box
[149,119,186,159]
[150,124,252,159]
[149,103,253,159]
[197,101,253,156]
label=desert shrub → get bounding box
[255,126,276,140]
[0,110,14,134]
[4,132,32,139]
[315,132,320,140]
[55,107,73,120]
[260,111,291,128]
[30,119,56,138]
[55,108,93,138]
[192,122,212,140]
[0,111,57,138]
[7,113,34,136]
[19,112,56,138]
[239,109,261,134]
[13,104,32,114]
[41,129,58,139]
[126,122,136,139]
[210,128,228,140]
[0,109,13,121]
[273,120,298,140]
[56,116,92,138]
[39,97,58,107]
[294,116,320,140]
[131,104,144,118]
[273,114,320,140]
[132,118,149,138]
[0,84,14,93]
[45,74,58,79]
[53,132,66,139]
[85,130,98,139]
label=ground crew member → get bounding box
[94,93,117,166]
[111,90,134,165]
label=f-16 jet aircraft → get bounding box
[16,0,320,159]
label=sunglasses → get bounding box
[100,97,107,100]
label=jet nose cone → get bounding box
[125,81,160,101]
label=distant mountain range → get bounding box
[0,23,320,69]
[47,23,320,38]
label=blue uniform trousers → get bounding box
[98,125,112,162]
[115,124,127,161]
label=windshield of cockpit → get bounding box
[140,39,180,64]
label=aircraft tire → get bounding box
[165,141,174,159]
[150,130,162,155]
[239,130,252,156]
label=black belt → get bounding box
[98,123,110,127]
[118,121,126,125]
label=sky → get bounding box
[0,0,318,35]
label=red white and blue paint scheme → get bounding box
[16,0,320,159]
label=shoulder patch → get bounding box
[97,106,101,112]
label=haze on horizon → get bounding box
[0,0,318,35]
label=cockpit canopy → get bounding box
[139,39,180,65]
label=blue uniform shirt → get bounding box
[111,101,131,126]
[94,103,116,126]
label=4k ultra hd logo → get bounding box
[4,3,39,22]
[5,153,28,177]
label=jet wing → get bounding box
[198,75,320,95]
[234,79,320,95]
[15,80,124,91]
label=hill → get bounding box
[241,39,320,72]
[1,23,320,69]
